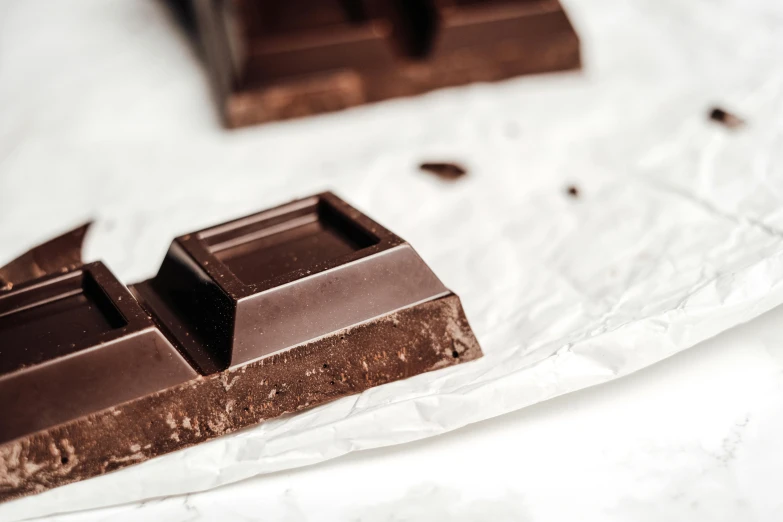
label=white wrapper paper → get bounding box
[1,0,783,519]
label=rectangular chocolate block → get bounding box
[194,0,581,127]
[132,194,450,372]
[0,263,197,444]
[0,192,482,503]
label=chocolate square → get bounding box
[132,193,450,372]
[194,0,582,127]
[0,263,197,444]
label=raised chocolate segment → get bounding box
[194,0,581,127]
[0,263,198,444]
[0,269,125,376]
[131,193,450,372]
[0,192,483,503]
[238,0,397,88]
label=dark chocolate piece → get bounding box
[0,223,91,291]
[131,193,452,374]
[0,263,198,444]
[420,162,467,180]
[0,192,482,503]
[194,0,582,127]
[708,106,745,128]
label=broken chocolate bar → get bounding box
[0,192,482,503]
[194,0,581,127]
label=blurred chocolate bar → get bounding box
[194,0,581,127]
[0,192,482,502]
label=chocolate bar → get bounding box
[0,192,482,503]
[194,0,581,127]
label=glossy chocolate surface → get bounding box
[0,192,482,502]
[131,193,449,372]
[0,263,197,443]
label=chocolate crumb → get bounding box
[566,185,580,198]
[420,162,467,181]
[709,107,745,128]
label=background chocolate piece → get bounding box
[420,162,468,180]
[0,223,91,291]
[0,192,482,502]
[0,262,198,444]
[194,0,581,127]
[237,0,396,87]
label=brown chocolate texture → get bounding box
[0,192,483,503]
[194,0,582,127]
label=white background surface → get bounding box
[1,0,783,520]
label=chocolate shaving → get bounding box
[0,222,91,289]
[709,107,745,129]
[420,162,468,181]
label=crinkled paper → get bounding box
[1,0,783,519]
